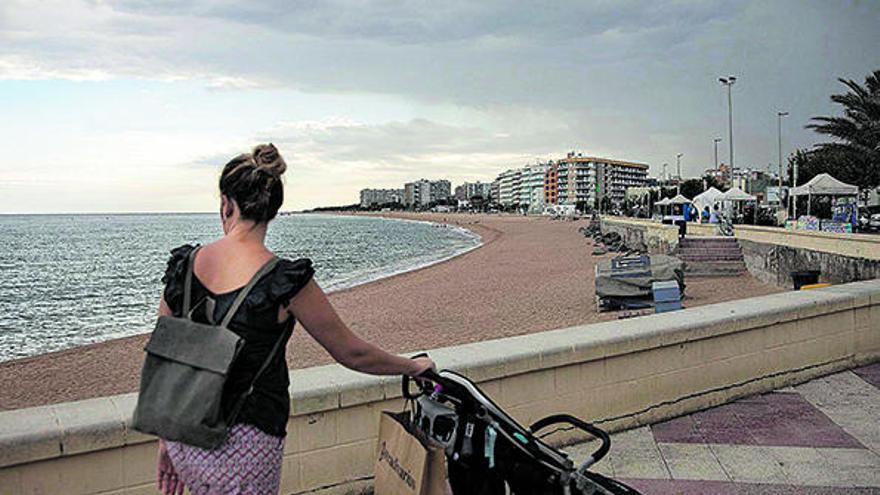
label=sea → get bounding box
[0,213,481,362]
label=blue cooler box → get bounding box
[652,280,682,313]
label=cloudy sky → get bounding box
[1,0,878,213]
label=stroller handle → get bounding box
[402,353,440,399]
[529,414,610,469]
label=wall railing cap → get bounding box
[0,278,878,468]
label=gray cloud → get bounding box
[2,0,879,182]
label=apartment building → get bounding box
[496,169,522,207]
[403,179,451,208]
[359,188,404,208]
[462,181,492,200]
[519,163,550,211]
[544,162,559,205]
[553,153,649,208]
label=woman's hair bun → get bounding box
[252,143,287,178]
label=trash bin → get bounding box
[791,270,820,290]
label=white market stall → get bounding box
[715,187,757,224]
[693,187,723,222]
[789,173,859,232]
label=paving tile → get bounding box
[609,452,671,480]
[763,446,824,465]
[709,444,787,484]
[652,415,705,444]
[798,370,880,453]
[611,425,657,449]
[817,447,880,468]
[618,478,880,494]
[779,460,848,487]
[853,363,880,389]
[657,443,729,481]
[608,430,670,481]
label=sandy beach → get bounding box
[0,213,782,410]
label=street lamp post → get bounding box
[719,76,737,185]
[777,111,788,208]
[676,153,683,194]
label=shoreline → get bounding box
[319,213,487,294]
[0,213,485,364]
[0,213,782,410]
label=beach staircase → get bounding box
[677,236,747,277]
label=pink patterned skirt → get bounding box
[166,423,285,495]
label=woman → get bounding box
[155,144,435,495]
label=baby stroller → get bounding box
[403,364,643,494]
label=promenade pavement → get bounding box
[565,363,880,494]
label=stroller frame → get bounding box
[403,366,643,494]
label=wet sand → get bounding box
[0,213,782,410]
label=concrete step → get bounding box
[679,240,739,248]
[682,234,736,242]
[684,261,747,273]
[678,247,743,255]
[680,254,744,262]
[686,272,748,278]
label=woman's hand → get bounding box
[157,440,184,495]
[407,356,436,377]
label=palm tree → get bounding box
[804,70,880,196]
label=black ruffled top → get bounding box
[160,243,314,438]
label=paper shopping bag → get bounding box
[374,411,447,495]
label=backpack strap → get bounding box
[218,255,280,328]
[182,245,203,319]
[226,325,291,425]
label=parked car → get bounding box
[868,213,880,232]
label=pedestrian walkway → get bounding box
[565,363,880,493]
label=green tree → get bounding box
[679,179,704,199]
[802,69,880,198]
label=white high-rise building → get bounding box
[519,163,550,211]
[496,169,522,207]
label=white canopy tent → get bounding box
[716,187,756,202]
[790,173,858,196]
[693,187,723,215]
[789,173,859,217]
[653,196,673,219]
[715,187,757,224]
[669,194,692,204]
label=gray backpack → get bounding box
[132,246,287,449]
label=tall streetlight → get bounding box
[719,75,736,186]
[676,153,683,194]
[777,111,789,207]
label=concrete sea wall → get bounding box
[599,217,680,254]
[601,217,880,286]
[1,279,878,494]
[685,223,880,286]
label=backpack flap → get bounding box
[145,315,242,375]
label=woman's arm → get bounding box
[288,280,434,376]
